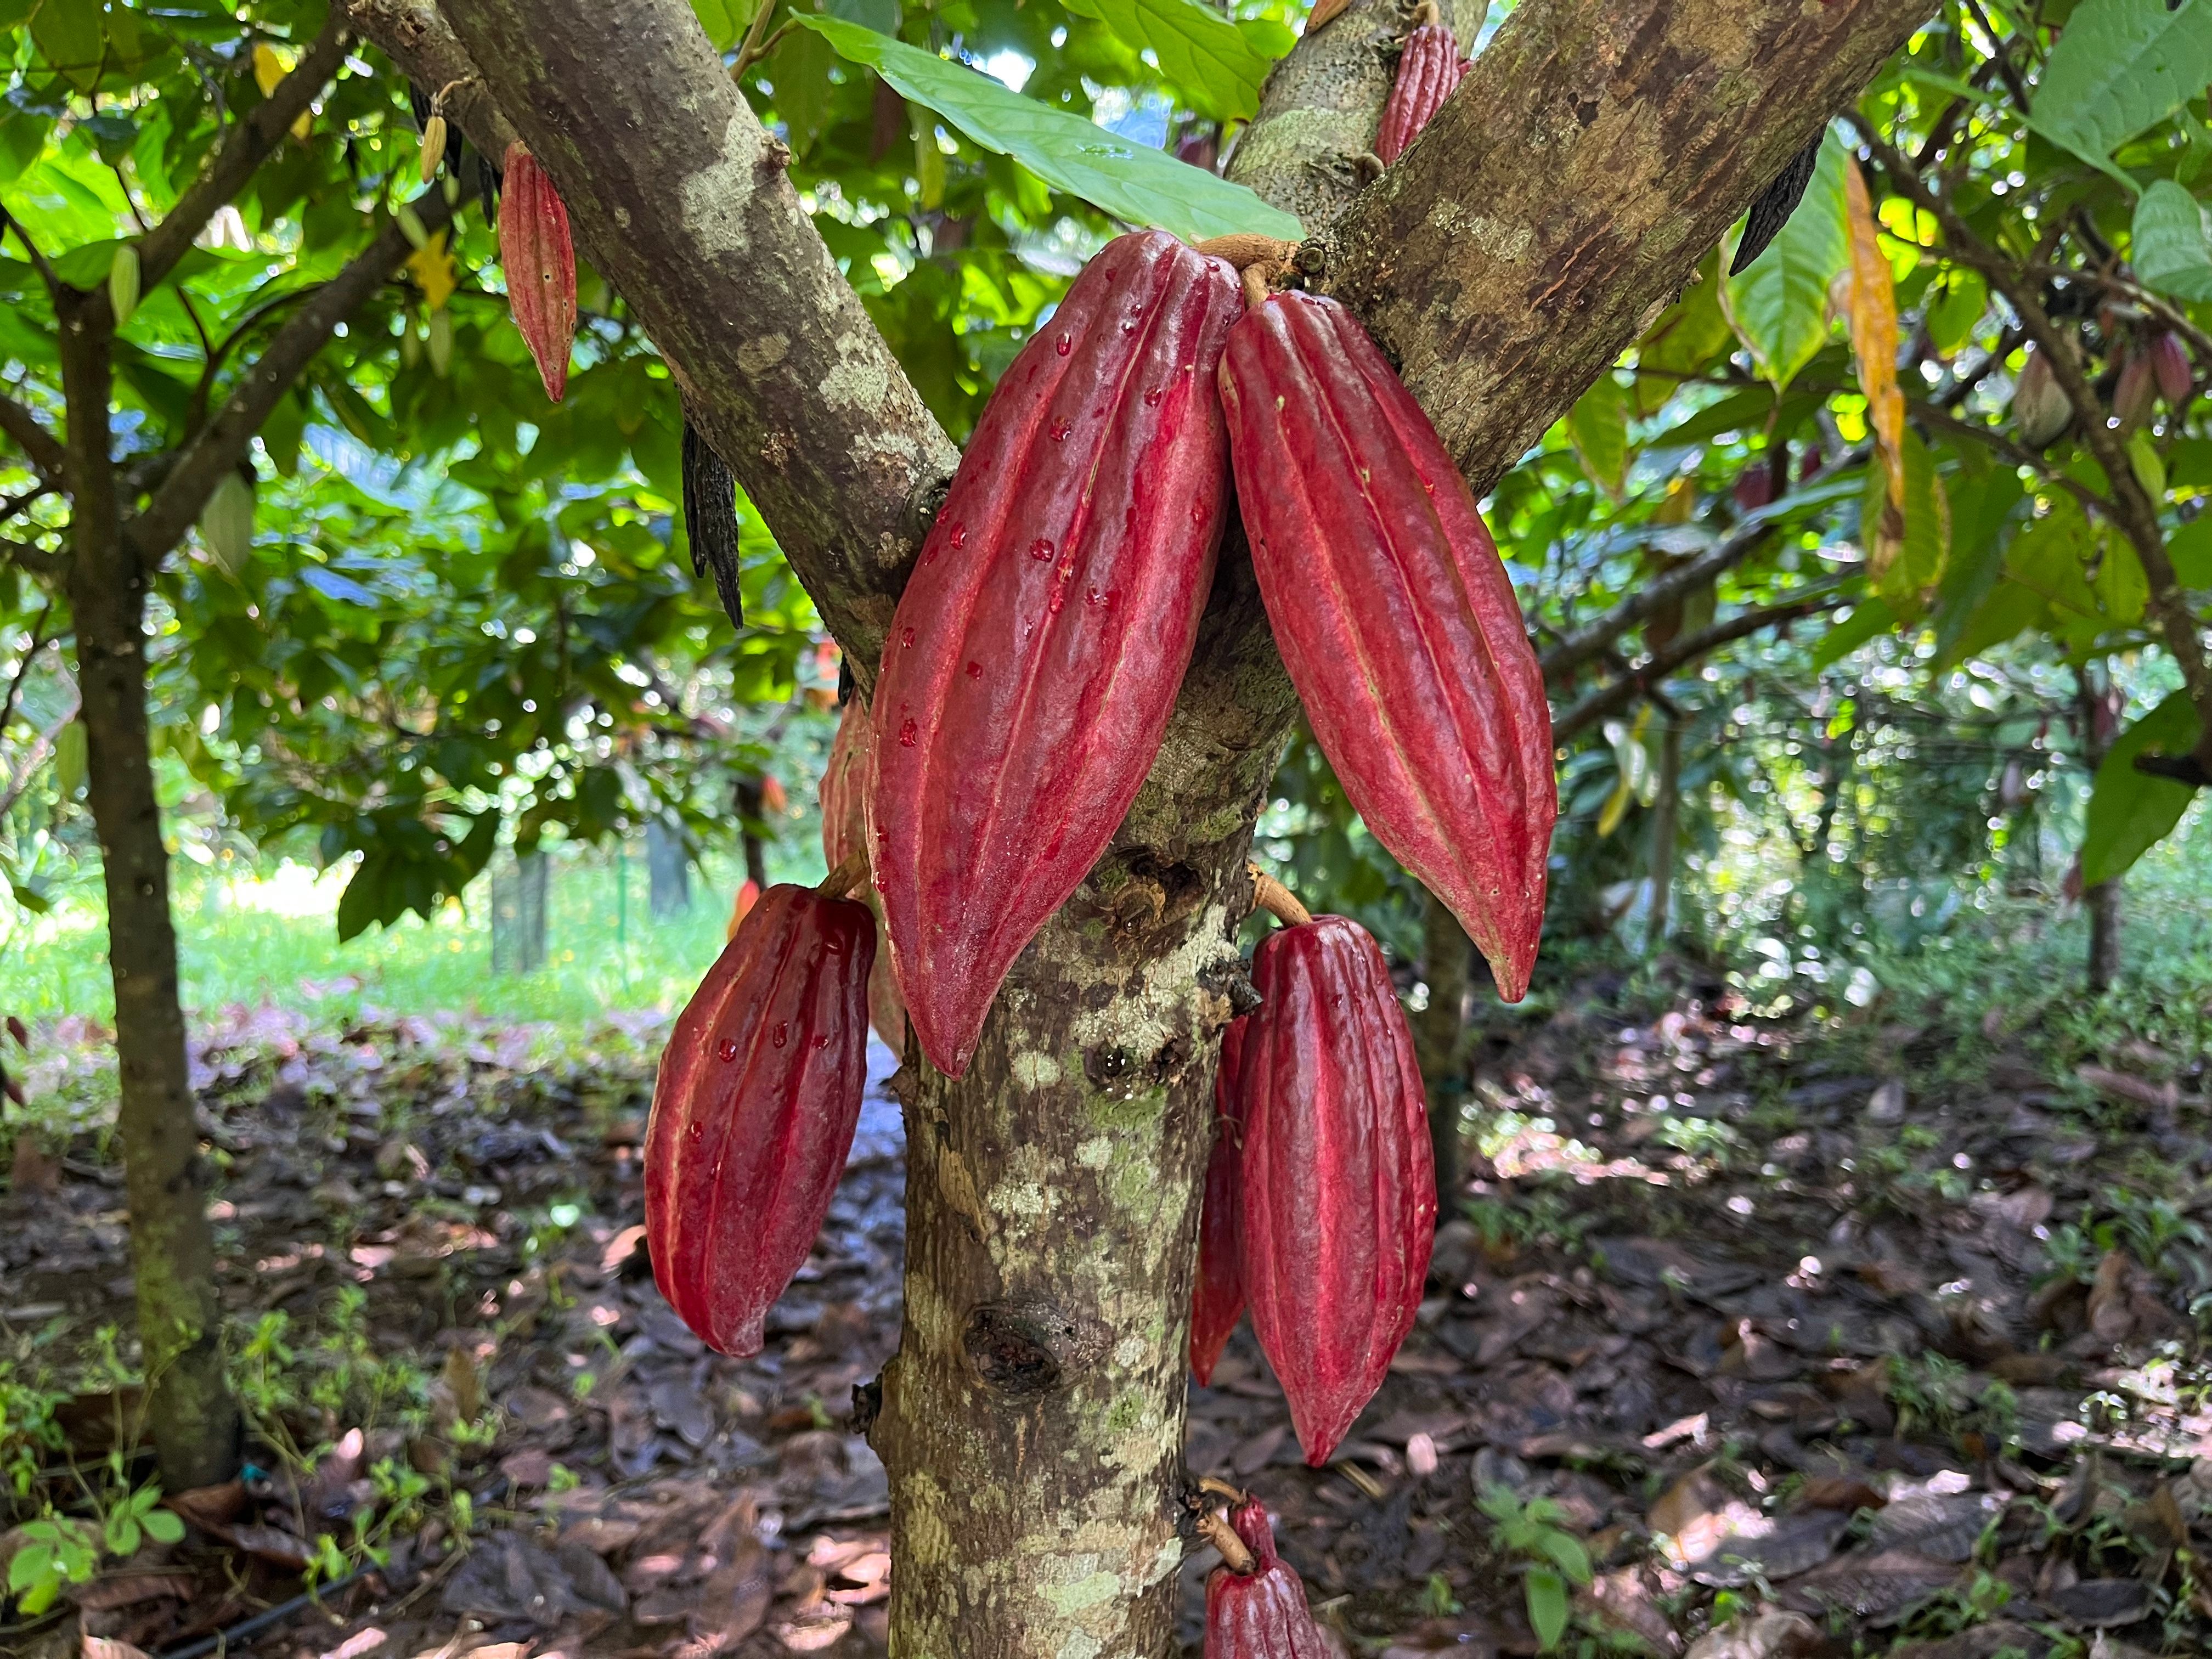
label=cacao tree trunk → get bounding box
[1414,887,1470,1215]
[1646,717,1682,955]
[872,817,1269,1652]
[57,312,240,1490]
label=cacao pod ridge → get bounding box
[645,885,876,1356]
[1234,915,1435,1465]
[871,230,1243,1076]
[1220,291,1557,1001]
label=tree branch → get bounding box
[0,391,67,479]
[127,191,457,563]
[86,12,352,324]
[1319,0,1938,496]
[1,537,67,582]
[383,0,958,669]
[1851,114,2212,775]
[1539,520,1774,686]
[1553,591,1842,742]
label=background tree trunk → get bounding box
[1647,718,1683,955]
[57,312,240,1490]
[2075,669,2121,995]
[1414,888,1470,1216]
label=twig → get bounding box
[0,599,54,742]
[1553,590,1842,742]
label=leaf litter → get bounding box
[0,972,2209,1657]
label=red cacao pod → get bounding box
[2112,348,2155,430]
[1190,1019,1249,1385]
[819,696,907,1049]
[1220,291,1556,1001]
[1375,22,1468,165]
[871,230,1242,1077]
[1234,915,1435,1464]
[647,884,876,1356]
[498,143,577,403]
[1205,1500,1329,1658]
[2152,330,2193,405]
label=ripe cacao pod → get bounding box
[871,230,1242,1077]
[1234,915,1435,1464]
[1205,1499,1329,1658]
[1220,291,1556,1001]
[498,142,577,403]
[647,884,876,1356]
[819,696,907,1049]
[1190,1019,1249,1385]
[1375,21,1467,165]
[2152,331,2193,405]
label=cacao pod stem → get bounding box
[1247,863,1312,928]
[817,849,870,900]
[1195,1506,1258,1576]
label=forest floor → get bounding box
[3,949,2211,1659]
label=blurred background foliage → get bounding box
[1,0,2209,1024]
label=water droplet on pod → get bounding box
[715,1039,739,1063]
[1055,333,1071,356]
[812,1033,830,1049]
[901,625,916,648]
[1142,387,1161,407]
[1029,538,1054,561]
[772,1022,789,1048]
[966,660,983,680]
[949,522,968,549]
[1049,417,1072,441]
[899,718,918,747]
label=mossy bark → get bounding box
[57,313,240,1491]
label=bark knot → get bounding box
[961,1302,1092,1396]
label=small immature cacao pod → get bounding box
[820,696,907,1049]
[871,230,1242,1077]
[498,142,577,403]
[2011,344,2070,448]
[2152,330,2193,405]
[2112,348,2155,431]
[1375,22,1467,165]
[1190,1020,1248,1385]
[1220,291,1556,1001]
[1234,915,1435,1465]
[1205,1499,1329,1658]
[647,884,877,1356]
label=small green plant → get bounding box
[5,1516,98,1614]
[1477,1485,1594,1654]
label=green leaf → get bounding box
[690,0,760,48]
[2038,0,2212,167]
[1723,129,1849,389]
[53,719,86,798]
[1525,1568,1570,1652]
[199,473,254,577]
[2081,690,2203,884]
[1537,1530,1593,1586]
[2169,514,2212,585]
[1062,0,1285,121]
[2131,179,2212,302]
[50,236,125,289]
[30,0,104,93]
[1926,269,1987,356]
[1566,375,1629,498]
[792,15,1302,241]
[140,1509,185,1545]
[1812,599,1896,668]
[2095,537,2148,624]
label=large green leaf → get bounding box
[1061,0,1288,122]
[2038,0,2212,166]
[2080,690,2203,884]
[2131,179,2212,302]
[1723,129,1849,388]
[793,15,1302,240]
[1567,375,1629,499]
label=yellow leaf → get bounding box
[1843,160,1905,522]
[252,41,287,97]
[408,232,457,312]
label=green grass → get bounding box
[1,833,832,1027]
